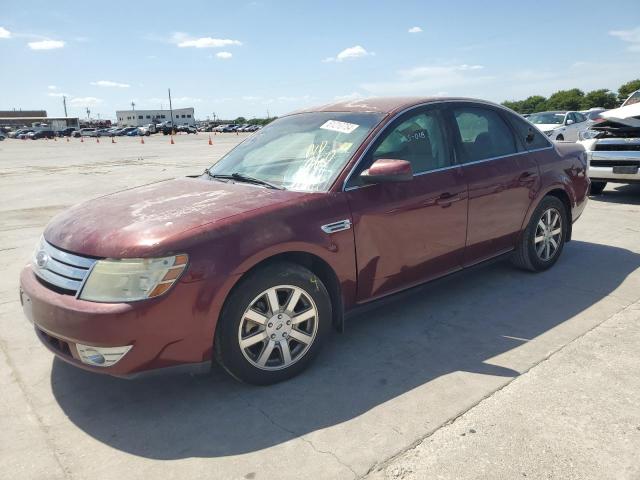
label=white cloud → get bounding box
[48,92,70,98]
[70,96,102,106]
[324,45,373,62]
[408,26,423,33]
[172,32,242,48]
[0,27,10,39]
[216,51,233,59]
[361,64,491,95]
[48,85,57,90]
[609,26,640,52]
[28,39,65,50]
[90,80,130,88]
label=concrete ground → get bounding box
[1,134,639,480]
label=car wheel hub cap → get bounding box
[238,285,318,371]
[534,207,562,261]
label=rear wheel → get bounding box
[215,262,331,385]
[511,196,567,272]
[590,181,607,195]
[555,134,564,141]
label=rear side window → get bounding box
[507,113,552,150]
[452,107,518,162]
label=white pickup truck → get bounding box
[578,90,640,194]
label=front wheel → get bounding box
[511,196,568,272]
[590,181,607,195]
[215,262,331,385]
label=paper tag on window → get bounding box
[320,120,359,134]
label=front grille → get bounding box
[594,143,640,152]
[33,240,98,295]
[590,159,640,167]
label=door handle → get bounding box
[436,192,461,207]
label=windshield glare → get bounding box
[528,113,565,125]
[208,111,384,192]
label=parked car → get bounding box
[212,124,228,132]
[16,129,35,139]
[578,98,640,194]
[126,128,142,136]
[0,131,5,141]
[57,127,77,137]
[9,128,32,139]
[96,128,113,137]
[29,130,55,140]
[78,128,98,137]
[177,125,197,134]
[580,108,607,123]
[526,111,590,141]
[19,97,588,384]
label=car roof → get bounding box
[289,96,506,116]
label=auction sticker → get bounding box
[320,120,359,134]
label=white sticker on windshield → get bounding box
[320,120,359,134]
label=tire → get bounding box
[215,262,332,385]
[589,181,607,195]
[556,134,564,141]
[511,196,568,272]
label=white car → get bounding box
[578,99,640,194]
[527,111,590,142]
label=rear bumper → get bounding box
[19,266,212,377]
[587,150,640,183]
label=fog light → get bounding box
[76,343,132,367]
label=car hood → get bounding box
[600,102,640,128]
[44,177,305,258]
[532,123,561,132]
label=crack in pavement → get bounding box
[247,400,359,479]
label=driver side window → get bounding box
[348,108,450,188]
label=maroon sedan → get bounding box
[19,97,588,384]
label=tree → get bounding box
[617,79,640,104]
[520,95,547,114]
[545,89,585,111]
[581,89,618,110]
[234,116,247,124]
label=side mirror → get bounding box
[566,119,575,125]
[360,159,413,183]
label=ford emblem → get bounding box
[35,250,49,268]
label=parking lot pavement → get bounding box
[1,136,639,479]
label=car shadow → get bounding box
[50,240,640,460]
[590,183,640,205]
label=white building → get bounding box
[115,107,195,127]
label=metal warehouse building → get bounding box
[0,110,80,130]
[115,107,195,127]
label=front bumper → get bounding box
[587,145,640,183]
[19,266,211,377]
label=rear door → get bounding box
[448,104,539,266]
[346,105,468,301]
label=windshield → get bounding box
[622,90,640,107]
[208,111,384,192]
[528,113,565,125]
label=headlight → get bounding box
[578,130,602,141]
[79,254,188,302]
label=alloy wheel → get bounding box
[237,285,318,371]
[534,207,562,261]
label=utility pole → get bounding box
[168,88,174,129]
[131,101,135,111]
[86,108,91,120]
[62,96,68,117]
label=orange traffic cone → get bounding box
[111,137,115,144]
[80,137,84,143]
[54,136,57,142]
[96,137,100,143]
[66,137,69,142]
[208,136,213,145]
[141,136,145,144]
[170,136,175,145]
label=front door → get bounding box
[345,106,468,301]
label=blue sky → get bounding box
[1,0,639,121]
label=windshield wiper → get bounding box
[206,170,284,190]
